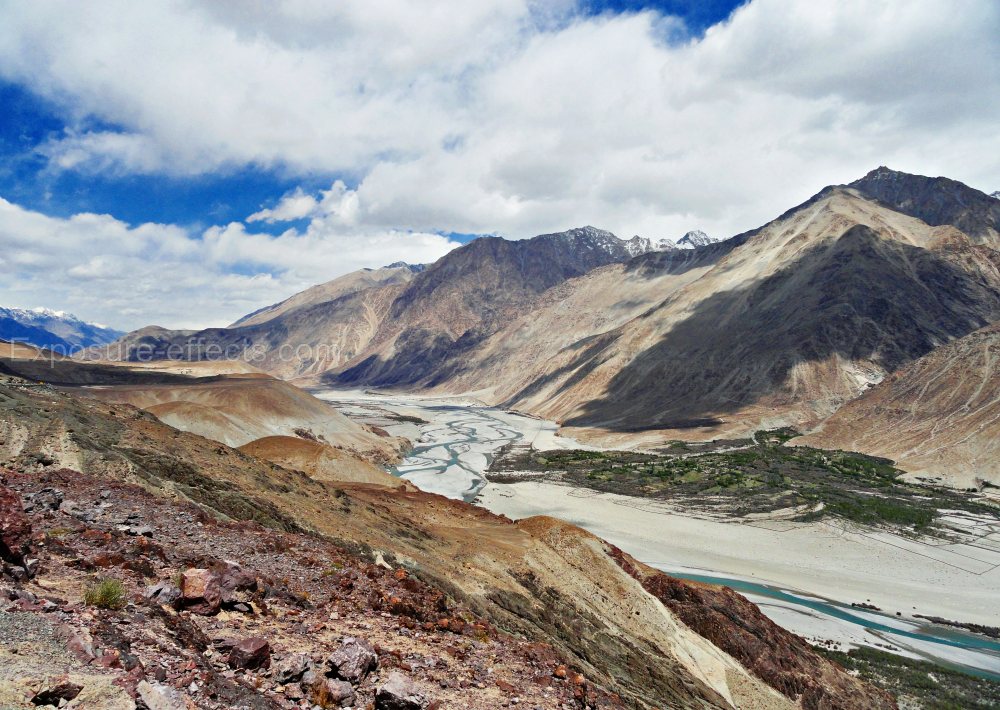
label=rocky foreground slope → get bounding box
[0,374,893,709]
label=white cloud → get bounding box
[247,189,320,223]
[0,0,997,325]
[0,197,459,330]
[2,0,993,239]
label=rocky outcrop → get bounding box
[327,637,377,682]
[608,545,897,710]
[851,166,1000,244]
[0,483,33,574]
[178,568,222,615]
[227,637,271,670]
[376,671,427,710]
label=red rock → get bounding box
[0,484,32,568]
[327,637,377,682]
[94,650,122,668]
[178,568,221,615]
[211,560,258,605]
[227,637,271,670]
[553,665,568,679]
[56,625,96,663]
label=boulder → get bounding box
[177,568,221,615]
[275,653,312,683]
[0,484,32,568]
[228,637,271,670]
[56,625,96,663]
[145,580,181,606]
[327,637,377,682]
[375,671,427,710]
[311,678,355,708]
[23,487,63,513]
[136,680,186,710]
[30,677,83,705]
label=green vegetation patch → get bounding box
[84,577,127,610]
[817,646,1000,709]
[488,430,998,533]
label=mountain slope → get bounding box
[90,281,406,379]
[412,178,1000,442]
[850,166,1000,244]
[230,263,420,328]
[94,227,643,381]
[795,321,1000,488]
[327,226,655,386]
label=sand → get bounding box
[478,481,1000,628]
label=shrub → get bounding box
[84,577,127,610]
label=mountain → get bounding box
[0,306,123,351]
[352,170,1000,445]
[795,321,1000,489]
[676,230,718,248]
[96,226,652,380]
[421,183,1000,440]
[850,166,1000,244]
[230,263,421,328]
[89,168,1000,457]
[991,191,1000,199]
[623,231,719,256]
[624,235,677,255]
[335,226,651,386]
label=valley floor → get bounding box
[478,480,1000,676]
[318,389,1000,678]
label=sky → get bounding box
[0,0,998,330]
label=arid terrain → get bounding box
[0,365,897,708]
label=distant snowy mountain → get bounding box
[624,230,719,255]
[991,191,1000,200]
[0,307,124,351]
[623,235,671,256]
[675,230,719,249]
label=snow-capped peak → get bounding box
[29,306,74,320]
[675,230,718,249]
[991,191,1000,200]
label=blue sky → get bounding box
[0,0,996,329]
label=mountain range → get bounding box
[94,167,1000,486]
[0,307,123,351]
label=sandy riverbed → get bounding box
[478,480,1000,628]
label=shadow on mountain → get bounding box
[562,225,1000,431]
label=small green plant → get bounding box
[83,577,127,610]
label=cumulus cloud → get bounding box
[0,197,459,330]
[0,0,997,325]
[0,0,994,238]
